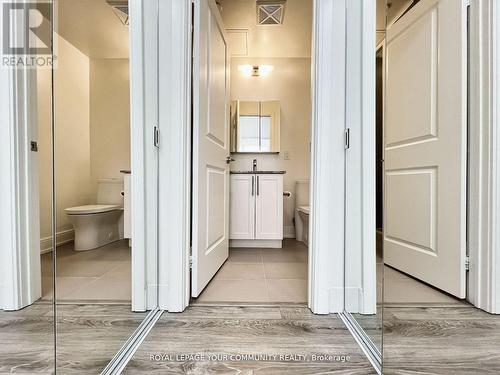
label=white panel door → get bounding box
[192,0,230,297]
[229,174,255,240]
[384,0,466,297]
[255,175,283,240]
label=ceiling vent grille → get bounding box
[257,0,286,25]
[105,0,129,25]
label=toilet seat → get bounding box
[297,205,310,215]
[65,204,121,215]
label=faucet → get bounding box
[253,159,257,172]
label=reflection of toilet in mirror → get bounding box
[295,180,310,245]
[65,179,124,251]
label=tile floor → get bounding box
[376,231,463,305]
[196,239,308,303]
[383,265,463,305]
[41,240,132,302]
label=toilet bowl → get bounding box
[297,205,310,244]
[66,179,124,251]
[295,180,310,245]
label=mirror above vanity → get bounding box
[230,100,280,153]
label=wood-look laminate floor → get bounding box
[4,302,500,374]
[0,303,55,374]
[0,303,146,374]
[124,305,376,374]
[383,305,500,374]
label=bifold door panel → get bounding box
[191,0,230,298]
[384,0,467,298]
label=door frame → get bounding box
[129,0,161,312]
[467,0,500,314]
[157,0,376,314]
[156,0,193,311]
[0,5,42,311]
[344,0,377,314]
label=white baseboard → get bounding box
[283,225,295,239]
[344,287,363,313]
[0,281,6,310]
[147,284,159,311]
[40,229,74,254]
[230,239,283,248]
[329,287,344,313]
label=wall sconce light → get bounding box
[238,64,274,77]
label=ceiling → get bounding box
[53,0,412,59]
[56,0,129,59]
[377,0,415,31]
[376,0,415,46]
[220,0,414,55]
[218,0,312,59]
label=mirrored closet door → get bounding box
[0,0,160,372]
[0,1,56,372]
[51,0,160,372]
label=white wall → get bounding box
[230,57,312,235]
[89,58,131,197]
[37,35,92,251]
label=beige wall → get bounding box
[38,41,130,247]
[38,35,92,242]
[230,57,312,233]
[37,3,130,250]
[219,0,312,58]
[89,58,131,198]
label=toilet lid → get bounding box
[65,204,121,215]
[297,205,310,214]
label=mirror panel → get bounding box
[231,100,280,153]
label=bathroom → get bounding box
[38,0,131,302]
[192,0,313,303]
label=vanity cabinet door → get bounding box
[255,175,283,240]
[229,174,255,239]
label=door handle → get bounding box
[251,176,254,196]
[257,176,260,196]
[226,155,235,164]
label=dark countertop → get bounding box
[230,171,286,175]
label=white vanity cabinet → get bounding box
[229,174,255,240]
[255,174,283,240]
[229,173,284,248]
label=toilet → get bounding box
[295,180,310,245]
[66,179,124,251]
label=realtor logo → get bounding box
[2,1,55,68]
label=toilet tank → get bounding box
[295,179,310,207]
[97,178,124,206]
